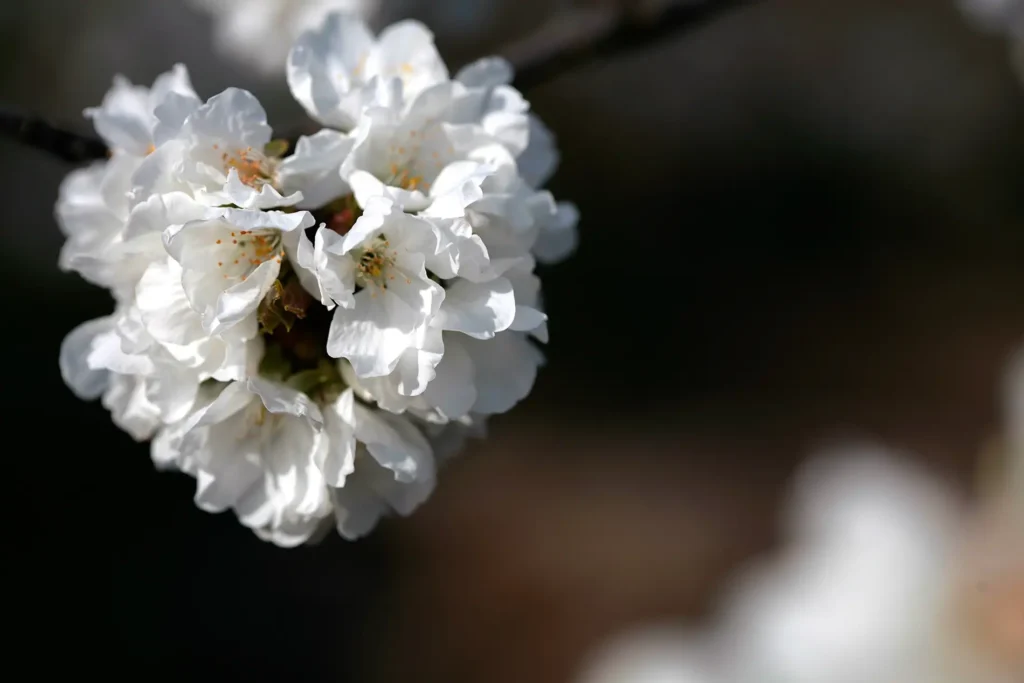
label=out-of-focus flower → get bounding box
[959,0,1024,77]
[576,351,1024,683]
[188,0,383,77]
[57,13,578,546]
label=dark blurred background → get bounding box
[5,0,1024,680]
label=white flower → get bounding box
[167,377,333,547]
[164,207,315,334]
[134,256,263,368]
[578,441,1024,683]
[190,0,383,78]
[60,308,261,441]
[319,388,436,539]
[959,0,1024,35]
[717,448,964,683]
[288,13,448,131]
[341,81,529,213]
[959,0,1024,78]
[55,153,141,294]
[134,88,302,210]
[342,328,543,422]
[302,197,445,377]
[85,64,199,157]
[576,626,714,683]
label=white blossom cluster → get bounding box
[57,13,578,547]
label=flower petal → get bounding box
[433,277,516,339]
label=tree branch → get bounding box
[0,0,754,164]
[0,106,108,164]
[507,0,756,91]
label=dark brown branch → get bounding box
[507,0,757,91]
[1,0,754,164]
[0,106,108,163]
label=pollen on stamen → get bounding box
[216,239,222,244]
[234,259,239,265]
[218,261,223,267]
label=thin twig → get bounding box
[508,0,756,91]
[0,106,107,164]
[0,0,754,164]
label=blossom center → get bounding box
[216,145,276,188]
[385,163,429,192]
[353,237,398,291]
[216,229,284,280]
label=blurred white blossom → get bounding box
[959,0,1024,77]
[577,353,1024,683]
[57,13,578,546]
[188,0,383,76]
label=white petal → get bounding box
[389,326,445,399]
[518,114,560,188]
[214,259,280,328]
[136,259,206,346]
[85,75,154,156]
[310,226,356,308]
[287,12,375,130]
[326,291,417,377]
[124,191,212,242]
[455,57,513,88]
[319,389,357,487]
[338,195,390,252]
[424,337,476,419]
[352,404,434,484]
[60,317,113,400]
[533,201,580,264]
[144,366,200,424]
[246,376,324,424]
[153,92,201,147]
[277,129,355,209]
[196,169,303,210]
[461,333,544,415]
[425,161,490,219]
[369,20,448,100]
[331,473,389,540]
[103,374,162,441]
[87,329,155,376]
[349,169,428,212]
[433,277,516,339]
[185,88,271,150]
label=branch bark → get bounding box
[0,0,754,165]
[0,106,108,164]
[507,0,755,91]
